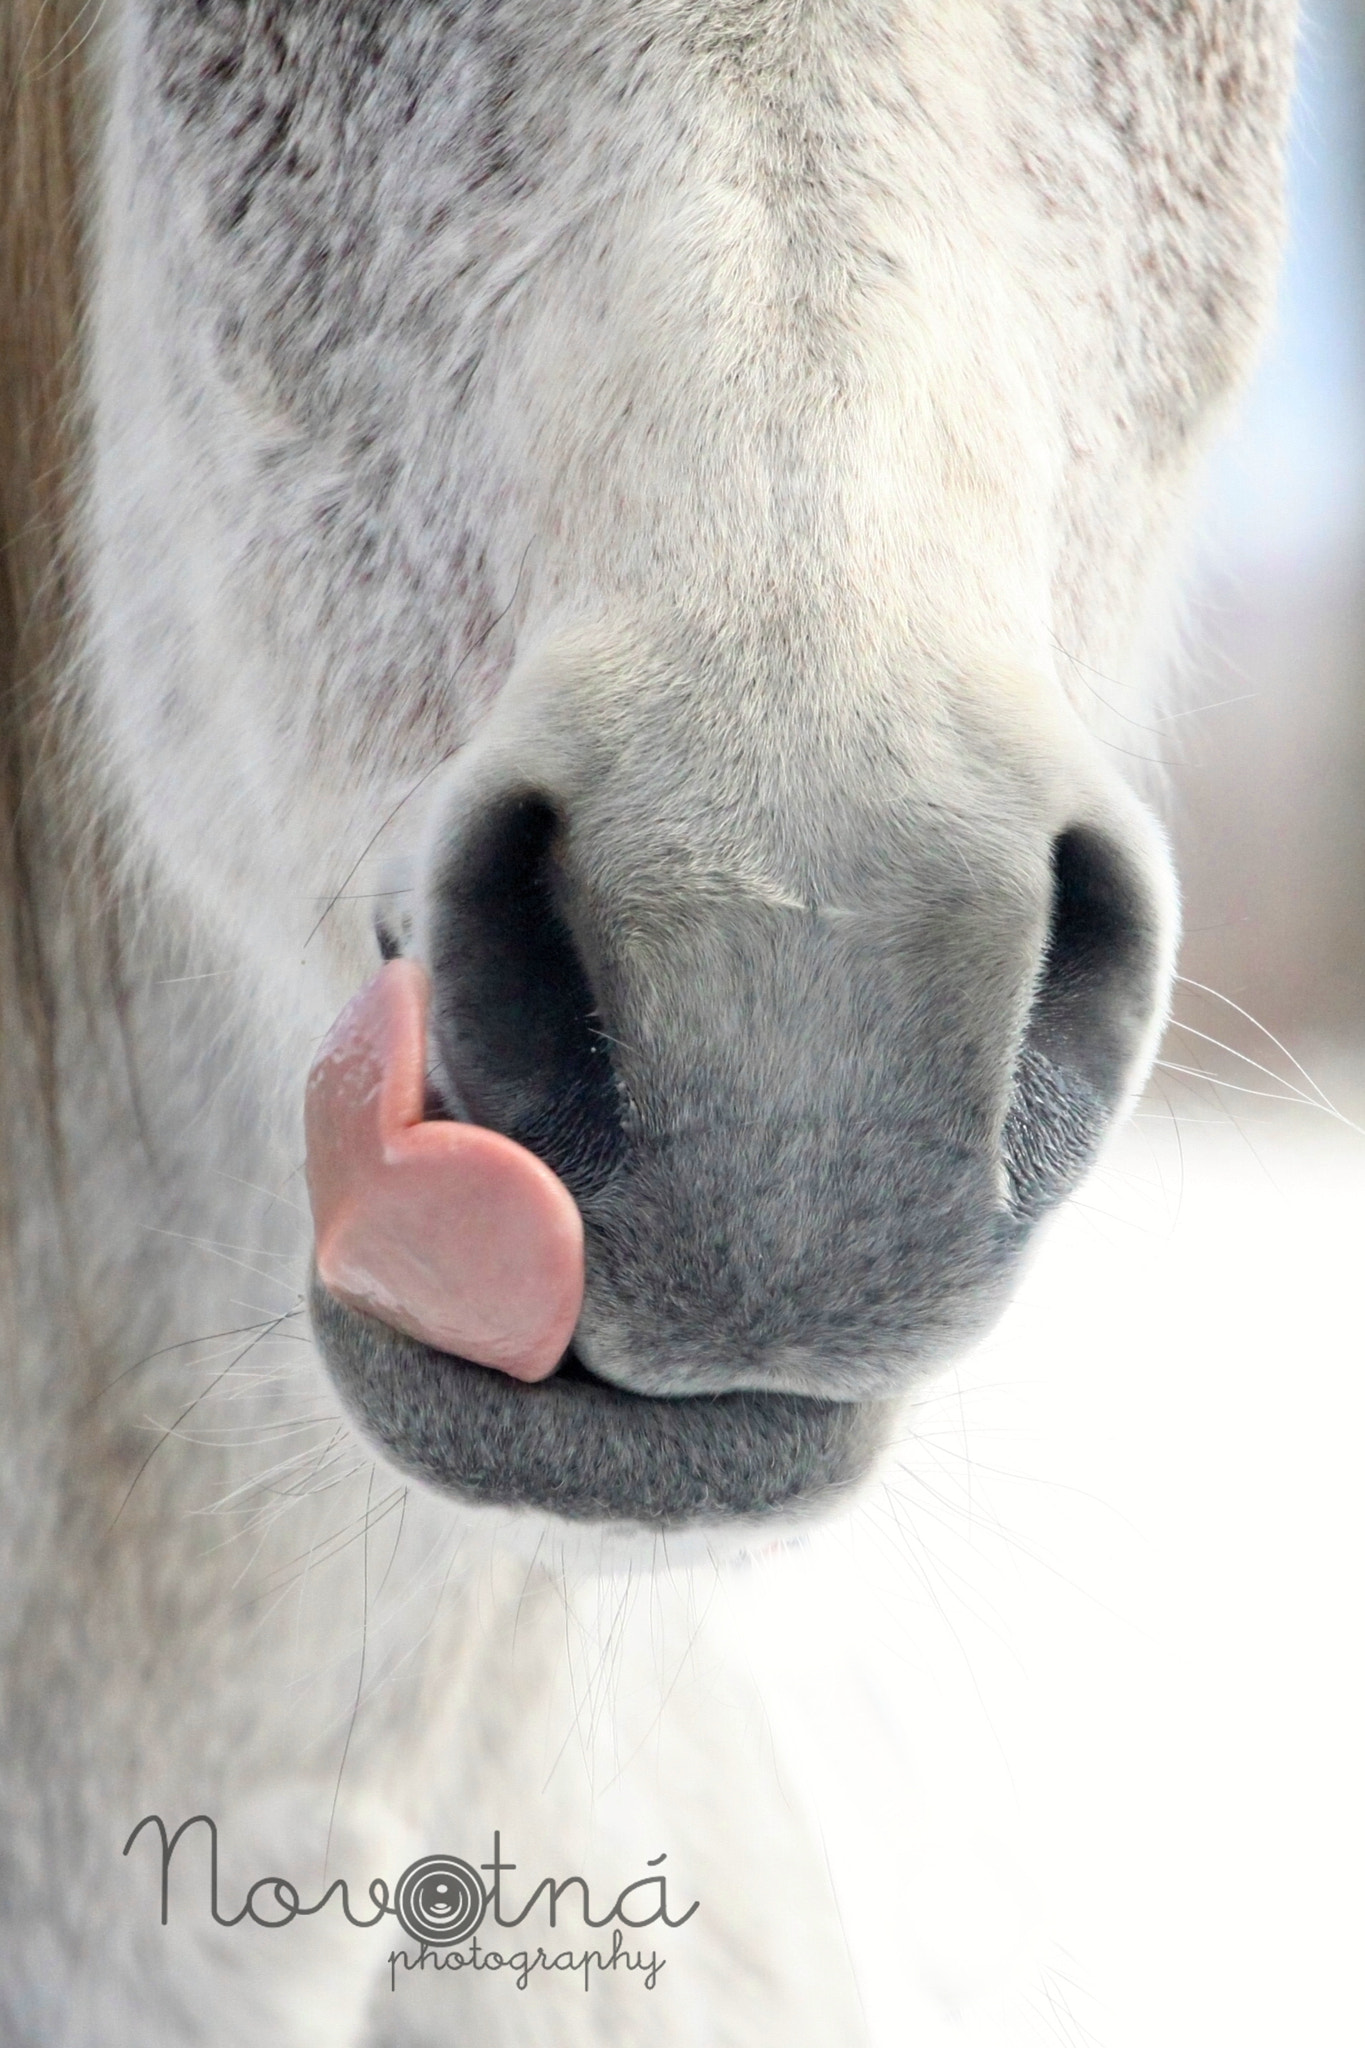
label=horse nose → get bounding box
[424,786,628,1203]
[422,780,1167,1204]
[417,754,1171,1399]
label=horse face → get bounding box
[89,3,1287,1525]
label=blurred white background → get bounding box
[1177,0,1364,1053]
[734,8,1365,2041]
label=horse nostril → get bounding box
[426,788,627,1201]
[1004,825,1163,1217]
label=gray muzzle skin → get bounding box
[310,683,1172,1529]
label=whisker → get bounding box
[374,1488,409,1602]
[326,1466,374,1875]
[1172,973,1344,1111]
[1153,1060,1363,1130]
[138,1226,303,1289]
[1162,1018,1355,1119]
[212,1170,309,1215]
[85,1311,304,1412]
[105,1310,303,1531]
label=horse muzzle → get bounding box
[305,656,1174,1527]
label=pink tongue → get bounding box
[304,960,584,1380]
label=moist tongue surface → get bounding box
[304,960,584,1379]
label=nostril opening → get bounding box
[1043,826,1159,1046]
[428,789,627,1201]
[1004,825,1161,1217]
[1037,826,1156,1038]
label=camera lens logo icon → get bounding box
[393,1855,488,1946]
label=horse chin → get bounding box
[309,1268,892,1535]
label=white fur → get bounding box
[1,2,1295,2040]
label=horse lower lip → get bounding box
[309,1268,891,1526]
